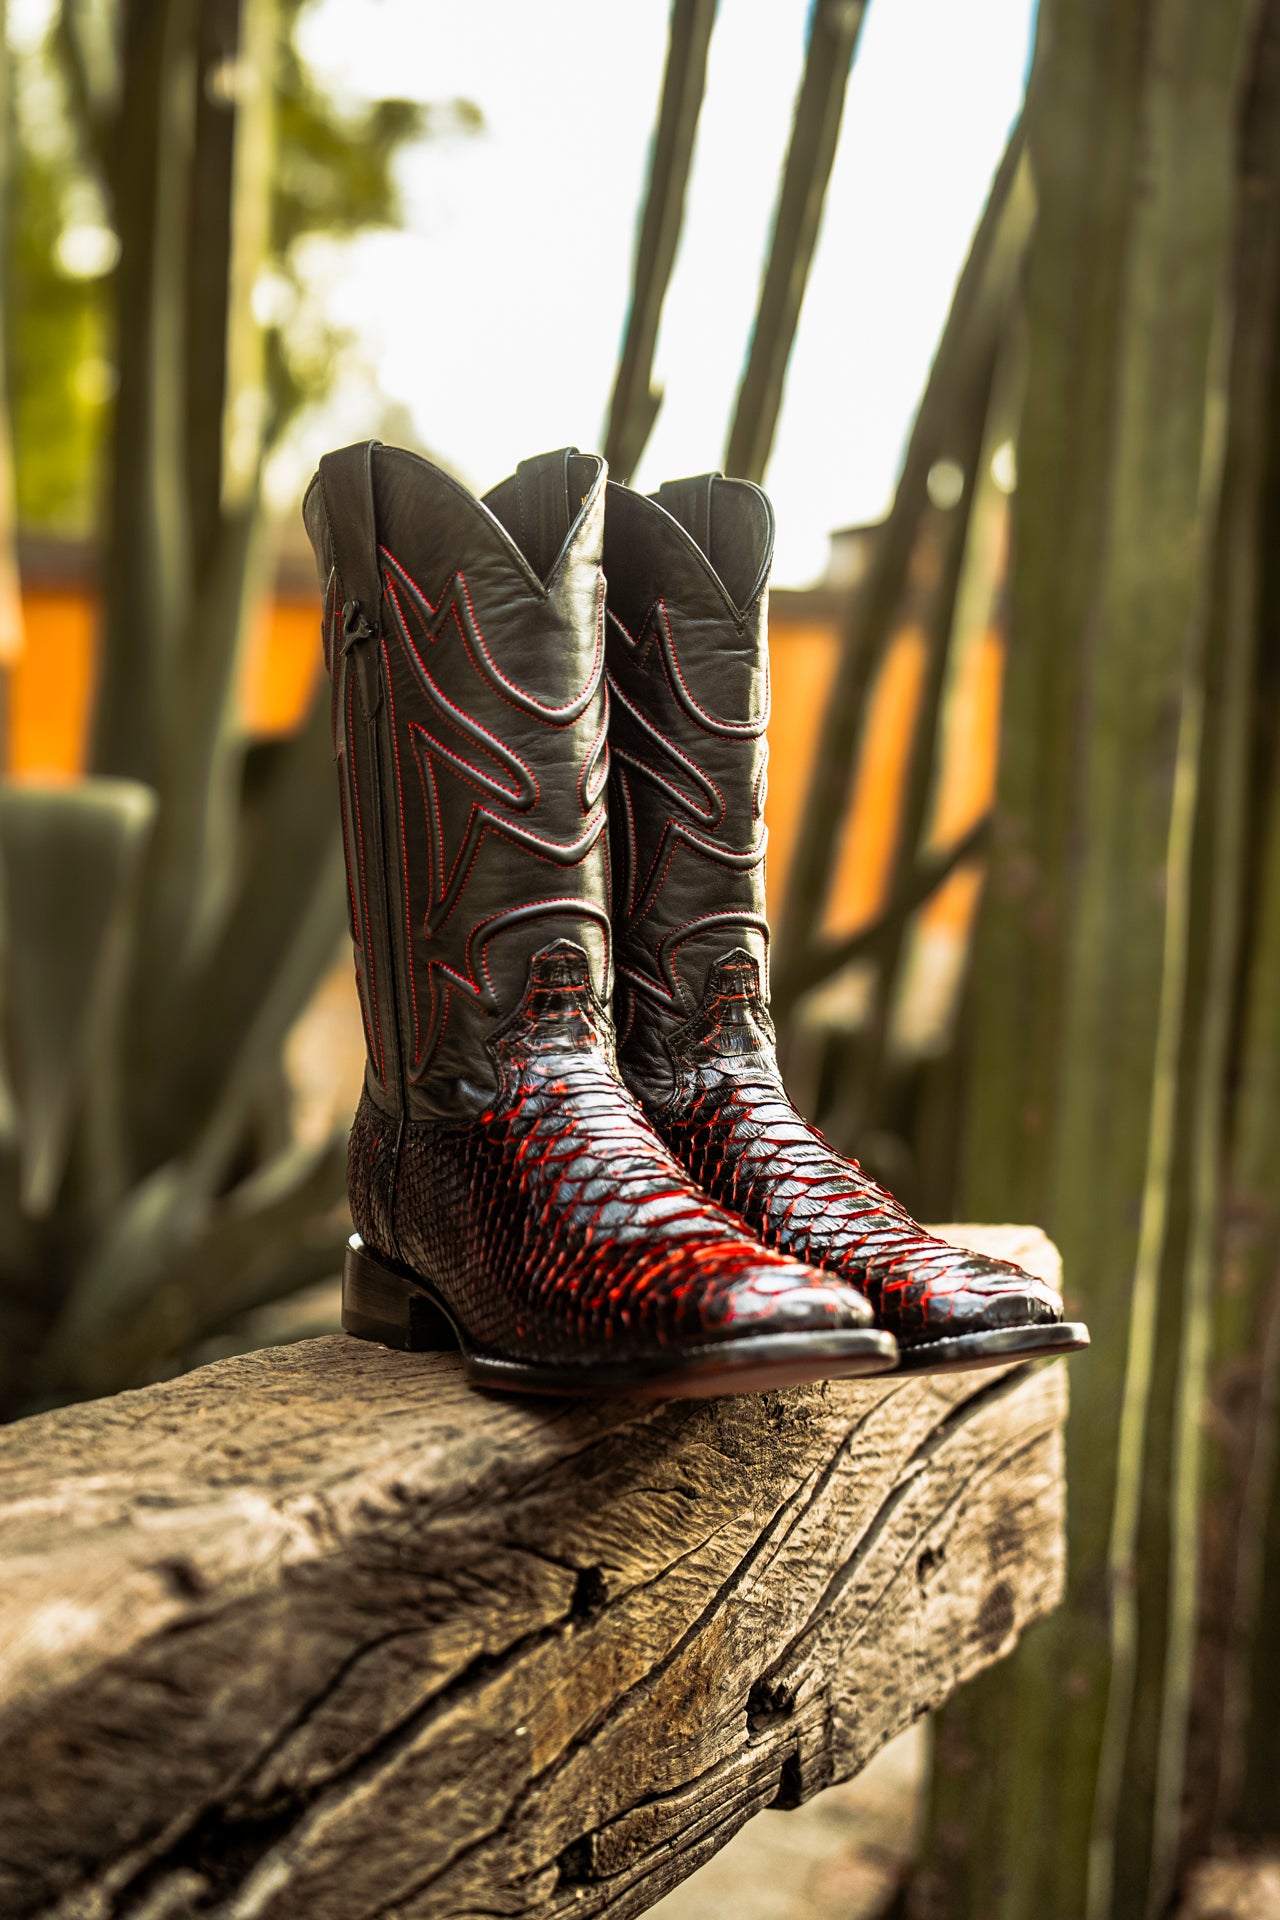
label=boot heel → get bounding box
[342,1237,458,1353]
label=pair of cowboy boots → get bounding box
[303,442,1087,1399]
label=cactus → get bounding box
[913,0,1278,1914]
[0,0,465,1416]
[602,0,717,484]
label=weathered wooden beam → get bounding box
[0,1227,1068,1920]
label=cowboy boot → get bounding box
[602,471,1089,1374]
[302,442,896,1397]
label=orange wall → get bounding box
[9,591,323,777]
[238,597,324,737]
[920,627,1003,940]
[762,618,840,921]
[765,614,1004,957]
[819,624,928,940]
[10,589,97,778]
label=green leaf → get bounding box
[44,1126,347,1396]
[44,1158,200,1376]
[0,777,156,1216]
[135,678,347,1185]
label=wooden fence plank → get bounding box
[0,1227,1067,1920]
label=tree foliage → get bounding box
[4,0,478,528]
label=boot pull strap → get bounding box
[653,473,717,559]
[652,472,773,608]
[318,439,383,715]
[515,448,577,583]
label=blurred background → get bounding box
[2,1,1279,1917]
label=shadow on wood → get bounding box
[0,1227,1068,1920]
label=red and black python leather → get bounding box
[347,941,874,1365]
[602,474,1069,1365]
[304,443,889,1390]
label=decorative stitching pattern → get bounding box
[380,631,421,1056]
[375,549,611,1080]
[386,577,541,806]
[606,583,769,1018]
[578,684,611,816]
[606,670,724,827]
[344,669,385,1086]
[384,547,604,723]
[607,601,769,738]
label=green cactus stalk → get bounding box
[0,0,458,1416]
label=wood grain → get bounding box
[0,1226,1068,1920]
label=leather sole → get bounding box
[893,1320,1091,1375]
[342,1236,899,1399]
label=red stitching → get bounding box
[347,677,385,1085]
[664,904,769,952]
[612,598,769,738]
[605,595,773,980]
[606,669,723,824]
[411,706,446,910]
[606,606,639,649]
[458,570,604,723]
[418,965,450,1080]
[612,748,717,825]
[380,629,422,1065]
[657,912,771,1003]
[338,766,359,942]
[625,813,764,933]
[338,774,380,1072]
[616,766,640,916]
[579,680,610,815]
[620,907,770,1009]
[420,899,610,1012]
[328,579,343,750]
[616,979,635,1049]
[657,599,768,737]
[387,577,540,803]
[333,583,360,945]
[389,560,534,734]
[474,900,611,1001]
[381,548,602,725]
[408,721,534,813]
[369,544,612,1077]
[432,815,607,936]
[753,740,768,822]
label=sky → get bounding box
[292,0,1036,584]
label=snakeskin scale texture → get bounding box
[348,943,875,1364]
[654,952,1062,1348]
[603,476,1064,1350]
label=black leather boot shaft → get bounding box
[303,442,610,1123]
[602,475,774,1107]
